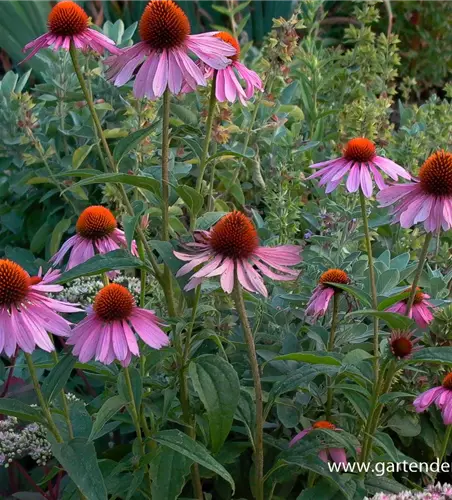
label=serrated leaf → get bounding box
[0,399,44,424]
[89,396,125,441]
[42,352,76,403]
[113,123,157,165]
[176,185,204,218]
[270,352,341,366]
[149,448,192,500]
[189,355,240,452]
[51,438,107,500]
[56,250,145,283]
[152,429,235,492]
[66,173,161,196]
[347,310,414,329]
[72,144,94,169]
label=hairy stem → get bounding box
[195,72,218,196]
[25,353,63,442]
[358,189,380,464]
[179,285,203,499]
[405,232,433,315]
[325,292,339,420]
[233,274,264,500]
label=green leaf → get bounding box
[113,123,157,165]
[49,218,71,256]
[149,240,182,276]
[189,355,240,452]
[51,438,107,500]
[41,352,76,403]
[56,250,145,283]
[152,429,235,492]
[347,310,414,329]
[377,291,411,311]
[176,185,204,218]
[149,448,192,500]
[0,398,44,423]
[270,352,341,366]
[379,392,415,404]
[122,200,145,251]
[408,347,452,365]
[89,396,125,441]
[67,173,161,197]
[118,367,142,410]
[280,454,353,499]
[323,283,371,307]
[205,150,254,166]
[377,269,400,294]
[195,212,227,230]
[72,144,94,169]
[170,103,198,125]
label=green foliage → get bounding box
[0,2,451,500]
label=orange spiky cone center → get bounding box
[76,206,117,240]
[209,211,259,260]
[139,0,190,49]
[419,150,452,196]
[319,269,349,289]
[343,138,376,163]
[0,260,30,306]
[215,32,240,61]
[48,1,89,36]
[93,284,135,322]
[313,420,336,430]
[443,373,452,390]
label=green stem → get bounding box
[160,89,176,317]
[69,42,176,317]
[123,366,145,455]
[439,425,452,463]
[25,354,63,443]
[179,285,203,499]
[161,89,171,242]
[358,189,379,369]
[195,71,217,195]
[325,292,339,420]
[404,232,433,315]
[233,274,264,500]
[69,44,116,174]
[358,188,380,465]
[51,350,74,440]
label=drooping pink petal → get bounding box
[329,447,347,466]
[220,258,235,294]
[413,386,443,412]
[288,428,311,447]
[359,164,373,198]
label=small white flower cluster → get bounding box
[65,392,83,403]
[53,275,142,306]
[369,483,452,499]
[0,417,52,467]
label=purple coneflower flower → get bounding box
[51,206,138,271]
[377,150,452,232]
[22,1,120,62]
[389,330,421,359]
[308,138,411,198]
[386,287,434,328]
[207,32,262,105]
[105,0,236,99]
[67,283,169,366]
[306,269,350,320]
[174,211,301,297]
[414,373,452,425]
[289,421,348,466]
[0,260,80,355]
